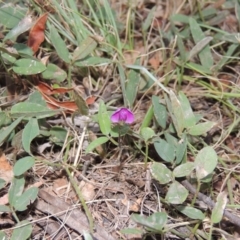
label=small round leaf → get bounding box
[13,157,35,176]
[165,181,188,204]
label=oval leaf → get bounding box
[173,162,195,178]
[8,176,25,207]
[49,25,70,63]
[10,220,32,240]
[188,121,216,136]
[131,212,167,231]
[13,156,35,176]
[98,100,111,135]
[211,192,228,224]
[176,205,205,220]
[0,116,23,145]
[194,146,218,179]
[140,127,155,142]
[42,63,67,82]
[178,91,196,128]
[165,181,188,204]
[14,187,38,211]
[86,137,109,153]
[154,138,175,162]
[22,118,39,153]
[13,59,46,75]
[150,162,172,184]
[152,96,167,129]
[11,102,57,119]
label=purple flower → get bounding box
[110,108,134,124]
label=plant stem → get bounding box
[10,207,20,223]
[65,167,94,233]
[191,179,201,206]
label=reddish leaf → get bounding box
[35,81,72,95]
[27,13,48,54]
[85,96,97,105]
[42,94,78,112]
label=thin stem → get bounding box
[191,179,201,206]
[65,167,94,233]
[10,207,20,223]
[144,143,149,168]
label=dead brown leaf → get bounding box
[0,153,13,183]
[79,180,95,201]
[27,13,48,54]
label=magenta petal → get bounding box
[110,109,122,123]
[110,108,134,124]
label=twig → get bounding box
[181,180,240,228]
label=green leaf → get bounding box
[211,191,228,224]
[13,157,35,176]
[0,112,12,128]
[49,127,67,146]
[125,64,169,94]
[14,187,38,211]
[1,52,16,64]
[49,25,70,63]
[175,133,187,164]
[120,228,144,235]
[176,205,205,220]
[13,59,46,75]
[10,220,32,240]
[187,37,213,61]
[140,127,155,142]
[8,176,25,207]
[152,96,167,129]
[11,102,58,119]
[22,118,39,153]
[194,146,218,179]
[0,230,7,240]
[165,181,188,204]
[41,63,67,82]
[140,105,154,130]
[72,37,98,61]
[169,90,184,136]
[189,18,213,68]
[0,205,11,212]
[178,91,196,128]
[125,61,140,107]
[150,162,172,184]
[14,43,33,58]
[0,4,27,29]
[0,116,23,146]
[173,162,195,178]
[4,15,32,41]
[74,56,111,67]
[188,121,216,136]
[86,137,109,153]
[154,138,175,162]
[27,91,47,107]
[142,7,156,31]
[186,62,212,74]
[131,212,168,231]
[98,100,111,135]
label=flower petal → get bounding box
[110,108,134,124]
